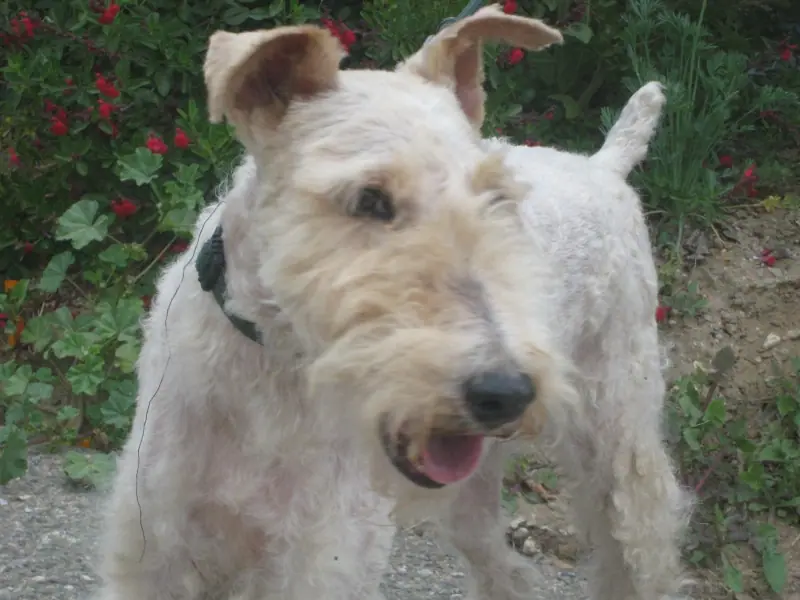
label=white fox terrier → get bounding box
[94,5,692,600]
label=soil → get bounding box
[507,206,800,599]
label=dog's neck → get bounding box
[196,224,265,345]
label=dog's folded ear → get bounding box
[204,26,344,131]
[397,4,562,129]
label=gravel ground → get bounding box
[0,452,588,600]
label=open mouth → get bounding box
[379,418,485,489]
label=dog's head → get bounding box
[204,5,577,498]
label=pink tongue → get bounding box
[420,434,484,484]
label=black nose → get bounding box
[464,371,535,429]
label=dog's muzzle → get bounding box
[378,369,536,488]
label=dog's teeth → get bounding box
[406,439,423,465]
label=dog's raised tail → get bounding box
[591,81,666,179]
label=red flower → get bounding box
[762,254,776,267]
[95,74,120,99]
[503,0,518,13]
[655,304,671,323]
[98,3,120,25]
[111,198,138,218]
[11,14,35,40]
[8,147,20,167]
[171,240,189,253]
[50,117,69,136]
[508,48,525,65]
[146,134,168,154]
[543,110,555,120]
[742,163,757,182]
[747,187,758,198]
[778,42,797,62]
[718,154,732,168]
[98,99,115,120]
[339,27,357,49]
[173,128,190,148]
[322,18,356,51]
[64,77,73,86]
[23,242,34,254]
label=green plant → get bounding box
[601,0,799,226]
[0,0,324,483]
[666,351,800,594]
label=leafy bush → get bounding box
[600,0,798,226]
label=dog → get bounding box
[93,5,692,600]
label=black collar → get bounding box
[195,226,264,345]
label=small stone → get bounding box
[509,516,525,530]
[417,568,433,578]
[32,576,45,583]
[763,333,782,350]
[512,527,530,544]
[787,329,800,341]
[521,537,539,556]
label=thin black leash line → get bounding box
[135,200,224,562]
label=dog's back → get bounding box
[492,81,665,357]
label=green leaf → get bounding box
[20,315,55,352]
[57,405,81,423]
[4,364,31,396]
[762,550,786,594]
[162,207,198,233]
[56,200,111,250]
[563,22,593,44]
[26,382,54,403]
[51,331,99,359]
[776,394,795,417]
[549,94,582,120]
[739,463,765,490]
[117,148,164,186]
[682,427,701,450]
[0,426,28,484]
[98,244,131,268]
[38,251,75,292]
[704,397,726,424]
[222,5,250,25]
[722,555,743,593]
[93,299,142,342]
[115,341,140,374]
[66,355,105,396]
[155,70,171,97]
[101,382,136,429]
[63,451,116,489]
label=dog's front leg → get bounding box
[433,443,545,600]
[262,497,395,600]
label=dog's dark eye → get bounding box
[352,187,395,222]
